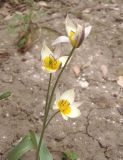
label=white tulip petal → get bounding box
[65,15,76,35]
[52,36,70,46]
[53,47,61,58]
[72,102,82,108]
[42,66,58,73]
[61,113,68,120]
[60,89,75,104]
[53,104,58,110]
[41,41,53,58]
[74,24,84,48]
[84,26,92,39]
[59,56,68,67]
[67,107,81,118]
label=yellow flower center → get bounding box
[57,99,71,115]
[43,55,61,71]
[69,31,76,47]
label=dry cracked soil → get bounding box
[0,0,123,160]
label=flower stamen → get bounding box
[69,31,76,47]
[43,55,61,71]
[57,99,71,115]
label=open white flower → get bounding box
[52,15,92,48]
[41,42,68,73]
[53,89,81,120]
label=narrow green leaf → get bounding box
[17,33,29,49]
[30,131,53,160]
[7,131,53,160]
[38,139,53,160]
[0,91,12,100]
[7,133,34,160]
[29,130,38,148]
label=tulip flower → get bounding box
[52,15,92,48]
[41,42,68,73]
[53,89,81,120]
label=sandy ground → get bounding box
[0,0,123,159]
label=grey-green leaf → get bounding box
[7,133,34,160]
[7,131,53,160]
[30,131,53,160]
[29,130,38,148]
[0,91,12,100]
[38,139,53,160]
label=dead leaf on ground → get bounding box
[17,30,32,53]
[72,65,81,77]
[17,24,41,54]
[0,52,9,59]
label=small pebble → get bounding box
[6,113,9,117]
[102,85,106,89]
[40,112,44,116]
[43,100,45,105]
[78,80,89,88]
[90,70,94,74]
[73,122,76,125]
[2,136,6,139]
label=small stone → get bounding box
[83,8,91,14]
[102,85,106,89]
[112,121,115,124]
[2,136,6,139]
[90,70,94,74]
[6,113,9,117]
[38,1,48,7]
[117,76,123,88]
[78,80,89,88]
[43,100,45,105]
[39,112,44,116]
[55,131,65,141]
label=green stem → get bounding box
[44,47,75,126]
[44,74,52,114]
[36,73,52,160]
[36,47,75,160]
[45,111,59,129]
